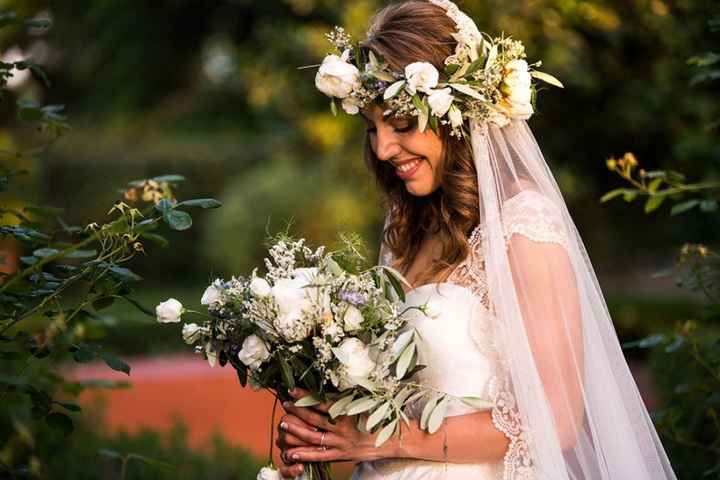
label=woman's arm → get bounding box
[277,388,510,475]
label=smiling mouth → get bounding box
[396,158,421,172]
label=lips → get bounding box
[394,157,423,180]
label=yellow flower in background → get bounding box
[301,113,349,151]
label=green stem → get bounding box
[119,457,128,480]
[268,396,279,464]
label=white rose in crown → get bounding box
[315,50,361,99]
[200,280,223,307]
[155,298,184,323]
[335,338,376,390]
[427,87,454,117]
[499,59,533,119]
[181,323,205,344]
[448,104,463,128]
[256,465,281,480]
[404,61,439,95]
[342,304,364,332]
[238,334,271,370]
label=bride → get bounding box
[275,1,678,479]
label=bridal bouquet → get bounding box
[156,234,486,480]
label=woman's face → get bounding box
[361,103,444,197]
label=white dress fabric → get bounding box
[351,189,558,480]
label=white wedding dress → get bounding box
[351,189,563,480]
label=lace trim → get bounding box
[488,370,536,479]
[502,190,569,250]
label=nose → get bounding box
[374,128,401,163]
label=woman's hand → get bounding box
[276,387,395,473]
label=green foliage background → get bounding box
[1,0,719,478]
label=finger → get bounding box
[278,456,304,479]
[281,413,320,434]
[283,401,334,431]
[276,431,311,449]
[286,446,343,463]
[289,388,332,414]
[282,419,343,448]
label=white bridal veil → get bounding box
[380,117,678,479]
[466,117,677,479]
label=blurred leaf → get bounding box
[45,412,73,436]
[644,194,665,213]
[152,174,186,183]
[55,401,82,412]
[175,198,222,209]
[127,453,176,472]
[108,266,142,283]
[163,210,192,231]
[648,178,663,194]
[154,198,174,214]
[92,297,115,311]
[99,352,131,375]
[71,344,99,363]
[670,199,700,216]
[32,248,59,258]
[700,199,718,212]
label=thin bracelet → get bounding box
[443,426,449,470]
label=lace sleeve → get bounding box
[501,190,569,250]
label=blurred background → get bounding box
[1,0,718,478]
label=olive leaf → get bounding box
[374,418,398,447]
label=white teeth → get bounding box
[397,159,420,173]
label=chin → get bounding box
[404,180,434,197]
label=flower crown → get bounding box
[312,0,563,139]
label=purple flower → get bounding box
[339,290,366,306]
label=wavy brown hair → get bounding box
[361,0,479,285]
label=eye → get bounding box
[395,124,414,133]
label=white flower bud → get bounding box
[200,281,223,307]
[155,298,184,323]
[342,305,364,332]
[427,87,454,117]
[238,334,271,371]
[256,466,281,480]
[181,323,205,344]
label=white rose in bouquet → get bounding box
[315,52,361,99]
[404,61,439,95]
[155,298,184,323]
[200,280,223,307]
[256,465,281,480]
[250,276,272,297]
[271,274,315,342]
[181,323,205,344]
[341,96,361,114]
[499,59,533,119]
[238,334,271,370]
[335,338,376,390]
[427,87,454,117]
[342,304,364,332]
